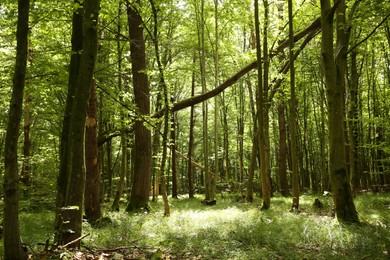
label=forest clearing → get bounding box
[1,0,390,259]
[1,192,389,259]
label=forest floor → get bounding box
[2,192,390,259]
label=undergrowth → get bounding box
[0,192,389,259]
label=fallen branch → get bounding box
[152,16,322,118]
[58,233,90,250]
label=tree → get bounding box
[320,0,358,222]
[3,0,30,258]
[288,0,299,211]
[57,0,101,246]
[254,0,271,210]
[54,0,84,241]
[85,79,102,222]
[126,0,152,212]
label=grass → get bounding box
[1,192,389,259]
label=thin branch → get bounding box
[348,12,390,54]
[58,233,90,249]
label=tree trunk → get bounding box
[85,79,102,222]
[288,0,299,211]
[278,102,289,196]
[20,91,31,198]
[54,0,83,239]
[255,0,271,209]
[187,56,196,198]
[58,0,101,246]
[320,0,358,222]
[348,49,360,192]
[126,0,152,211]
[3,0,30,258]
[171,113,178,198]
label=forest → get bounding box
[0,0,389,259]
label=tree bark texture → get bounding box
[126,0,152,211]
[3,0,30,258]
[320,0,358,222]
[55,0,84,239]
[85,79,102,222]
[58,0,101,246]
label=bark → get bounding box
[197,0,211,201]
[20,92,31,194]
[55,0,83,238]
[85,79,102,222]
[288,0,299,211]
[320,0,358,222]
[58,0,101,246]
[112,2,127,211]
[246,78,258,202]
[171,114,178,198]
[149,0,171,214]
[126,0,152,211]
[3,0,30,258]
[211,0,219,202]
[255,0,271,210]
[278,102,289,196]
[348,49,360,192]
[187,56,196,198]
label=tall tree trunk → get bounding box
[254,0,271,209]
[58,0,101,247]
[54,0,83,239]
[112,2,127,211]
[320,0,358,222]
[288,0,299,211]
[171,113,178,198]
[348,49,360,192]
[197,0,211,201]
[276,0,289,197]
[85,79,102,222]
[277,102,289,196]
[20,92,31,198]
[149,0,171,213]
[3,0,30,258]
[211,0,219,202]
[187,56,196,198]
[126,0,152,211]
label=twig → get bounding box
[58,233,90,249]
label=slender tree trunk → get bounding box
[197,0,211,201]
[348,49,360,192]
[171,113,178,198]
[187,56,196,198]
[20,91,31,197]
[247,77,258,202]
[288,0,299,211]
[3,0,30,258]
[149,0,171,213]
[112,3,127,211]
[54,0,83,239]
[211,0,219,202]
[254,0,271,209]
[278,102,289,196]
[85,79,102,222]
[320,0,358,222]
[126,0,152,211]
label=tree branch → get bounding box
[152,16,322,118]
[347,12,390,54]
